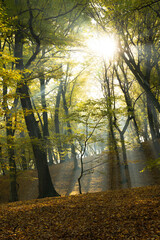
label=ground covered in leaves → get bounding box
[0,185,160,240]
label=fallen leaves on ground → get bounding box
[0,185,160,240]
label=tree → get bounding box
[87,0,160,164]
[2,0,88,198]
[72,101,104,194]
[0,4,21,201]
[101,63,122,189]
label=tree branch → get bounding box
[25,0,41,69]
[44,3,86,21]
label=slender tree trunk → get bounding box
[0,146,6,176]
[8,146,18,202]
[132,117,141,144]
[120,133,131,188]
[2,75,18,201]
[54,81,64,162]
[115,66,141,145]
[142,97,149,141]
[104,64,121,189]
[78,151,84,194]
[113,119,131,188]
[20,131,27,170]
[62,85,78,168]
[39,70,54,165]
[113,112,131,189]
[6,119,18,202]
[71,144,78,169]
[144,117,149,141]
[147,97,157,141]
[109,117,120,163]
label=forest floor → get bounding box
[1,150,160,203]
[0,185,160,239]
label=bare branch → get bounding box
[44,3,86,21]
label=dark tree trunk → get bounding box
[48,148,54,165]
[19,83,60,198]
[113,115,131,189]
[20,131,27,170]
[108,130,117,190]
[32,144,59,198]
[121,43,160,113]
[2,73,18,201]
[8,145,18,202]
[78,152,84,194]
[0,146,6,176]
[6,119,18,202]
[21,154,28,171]
[147,97,157,141]
[115,66,141,145]
[142,97,149,141]
[147,97,160,158]
[15,30,59,198]
[152,105,160,138]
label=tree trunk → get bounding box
[147,96,160,158]
[152,105,160,138]
[15,30,59,198]
[6,119,18,202]
[0,146,6,176]
[78,152,83,194]
[104,64,121,189]
[132,117,141,144]
[142,97,149,141]
[54,81,64,162]
[115,66,141,145]
[113,113,131,189]
[120,133,131,188]
[144,117,149,141]
[39,70,54,165]
[19,83,60,198]
[2,74,18,201]
[8,144,18,202]
[20,131,27,170]
[62,87,78,168]
[122,53,160,113]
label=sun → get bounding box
[87,35,117,60]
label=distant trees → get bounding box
[0,0,88,200]
[114,0,160,161]
[0,5,20,201]
[88,0,160,168]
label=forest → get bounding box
[0,0,160,204]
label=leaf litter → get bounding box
[0,185,160,239]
